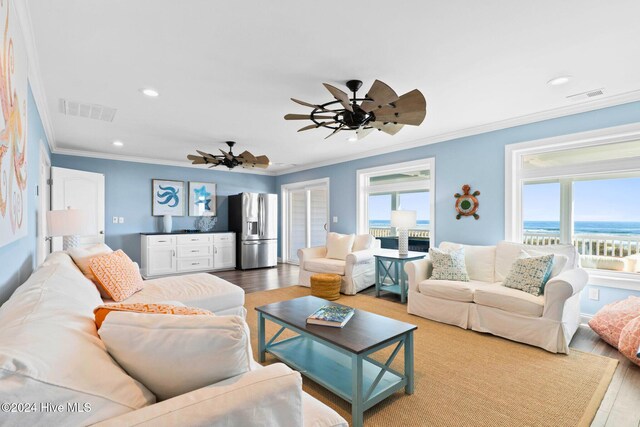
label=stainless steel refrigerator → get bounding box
[228,193,278,269]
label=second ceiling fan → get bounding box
[284,79,427,140]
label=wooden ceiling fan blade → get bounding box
[255,155,270,165]
[322,83,353,112]
[290,98,337,113]
[324,125,344,139]
[371,121,405,135]
[356,127,374,140]
[187,155,207,164]
[360,80,399,112]
[219,149,234,160]
[284,113,334,120]
[373,89,426,125]
[238,150,257,163]
[297,121,337,132]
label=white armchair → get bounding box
[297,234,381,295]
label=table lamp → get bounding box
[391,210,417,256]
[46,208,91,250]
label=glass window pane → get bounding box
[522,182,560,244]
[398,191,430,237]
[573,177,640,264]
[368,194,392,237]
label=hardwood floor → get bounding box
[213,264,640,427]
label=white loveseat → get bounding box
[298,234,382,295]
[405,240,588,353]
[0,252,347,427]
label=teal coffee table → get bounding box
[374,249,426,303]
[256,296,417,427]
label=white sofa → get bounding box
[0,251,347,427]
[405,240,588,353]
[298,234,382,295]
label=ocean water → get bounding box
[369,220,430,228]
[525,221,640,235]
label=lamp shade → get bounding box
[391,210,417,228]
[46,209,92,237]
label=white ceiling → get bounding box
[26,0,640,174]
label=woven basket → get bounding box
[310,273,341,301]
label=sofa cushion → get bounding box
[418,279,494,303]
[98,312,253,401]
[503,254,554,296]
[580,255,627,271]
[352,234,374,252]
[89,250,144,301]
[429,247,469,281]
[0,253,155,424]
[325,232,355,260]
[68,243,113,297]
[304,258,346,275]
[117,273,244,314]
[495,241,578,282]
[474,285,545,317]
[440,242,496,282]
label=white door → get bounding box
[283,180,329,264]
[51,167,105,251]
[37,146,51,265]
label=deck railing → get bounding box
[523,232,640,258]
[369,227,430,239]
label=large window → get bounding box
[357,159,434,240]
[506,123,640,286]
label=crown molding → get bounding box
[274,89,640,176]
[52,147,278,176]
[14,0,56,151]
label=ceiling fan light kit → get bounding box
[284,79,427,140]
[187,141,270,170]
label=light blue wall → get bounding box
[276,101,640,314]
[50,155,276,264]
[0,85,51,305]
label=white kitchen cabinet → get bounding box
[141,232,236,278]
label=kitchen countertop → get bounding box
[140,230,235,236]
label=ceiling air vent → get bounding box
[566,88,605,102]
[58,99,117,122]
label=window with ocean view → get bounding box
[357,159,434,241]
[508,127,640,280]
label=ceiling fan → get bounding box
[187,141,270,169]
[284,79,427,140]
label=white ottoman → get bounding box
[110,273,246,317]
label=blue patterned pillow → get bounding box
[429,247,469,282]
[503,254,554,296]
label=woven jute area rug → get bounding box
[245,286,617,427]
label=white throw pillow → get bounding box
[439,242,496,282]
[352,234,374,252]
[325,232,355,260]
[68,243,113,296]
[98,312,253,401]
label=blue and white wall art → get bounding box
[189,181,216,216]
[152,179,184,216]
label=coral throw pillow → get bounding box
[94,303,214,329]
[588,296,640,348]
[619,316,640,367]
[89,250,144,302]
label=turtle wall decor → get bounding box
[454,184,480,220]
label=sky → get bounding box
[523,177,640,222]
[369,191,430,221]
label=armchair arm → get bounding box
[405,257,433,293]
[542,268,589,320]
[93,364,303,427]
[297,246,327,267]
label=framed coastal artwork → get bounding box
[189,182,216,216]
[152,179,185,216]
[0,0,29,249]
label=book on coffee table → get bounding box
[307,305,355,328]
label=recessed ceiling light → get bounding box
[112,140,124,147]
[347,135,358,142]
[140,88,159,97]
[547,76,571,86]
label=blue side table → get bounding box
[374,249,426,303]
